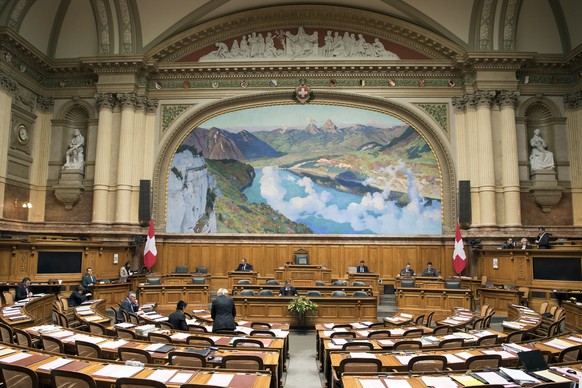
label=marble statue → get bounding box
[529,128,555,170]
[63,128,84,169]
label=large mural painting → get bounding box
[166,104,442,235]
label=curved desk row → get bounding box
[0,294,55,327]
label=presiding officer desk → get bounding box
[0,341,271,388]
[231,284,373,297]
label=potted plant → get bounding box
[287,296,318,331]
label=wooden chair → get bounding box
[438,338,464,348]
[403,328,423,337]
[330,331,356,339]
[431,325,450,335]
[127,312,141,325]
[556,345,581,363]
[367,322,386,329]
[41,335,65,353]
[76,340,103,359]
[118,347,153,364]
[233,338,265,348]
[414,314,425,325]
[538,302,549,315]
[157,321,174,331]
[0,363,39,388]
[342,342,374,350]
[0,321,14,343]
[332,358,382,388]
[115,377,167,388]
[168,351,207,367]
[476,334,498,346]
[331,291,347,297]
[220,354,264,370]
[408,355,448,372]
[392,340,422,351]
[479,304,490,317]
[110,306,122,324]
[185,335,214,347]
[188,324,208,332]
[466,317,484,331]
[251,322,272,329]
[51,369,97,388]
[88,322,107,335]
[367,330,391,339]
[424,311,435,327]
[332,324,352,330]
[250,330,276,337]
[505,330,526,343]
[2,290,15,305]
[13,327,40,348]
[148,332,172,344]
[116,327,137,339]
[465,354,502,370]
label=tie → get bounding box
[243,264,246,270]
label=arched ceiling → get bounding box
[0,0,581,61]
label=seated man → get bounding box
[68,285,88,307]
[168,300,188,331]
[421,261,438,277]
[279,279,298,296]
[15,277,32,301]
[235,258,253,271]
[399,263,415,277]
[118,291,140,322]
[356,260,369,273]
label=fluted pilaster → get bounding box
[115,93,136,223]
[465,95,481,225]
[92,93,115,223]
[452,96,469,181]
[130,96,147,224]
[565,91,582,225]
[0,72,15,218]
[498,90,521,226]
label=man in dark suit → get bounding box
[211,288,237,332]
[535,226,550,249]
[356,260,369,273]
[399,263,415,277]
[81,267,96,292]
[68,285,87,307]
[235,258,253,271]
[118,291,139,322]
[15,277,32,301]
[279,279,298,296]
[168,300,188,331]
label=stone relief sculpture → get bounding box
[63,129,84,170]
[199,26,400,61]
[529,128,555,170]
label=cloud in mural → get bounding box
[257,166,440,234]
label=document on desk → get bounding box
[0,347,17,356]
[454,351,473,360]
[421,376,457,388]
[383,378,412,388]
[49,330,74,339]
[451,374,484,386]
[543,338,574,349]
[169,372,195,384]
[532,370,572,383]
[170,332,190,340]
[148,369,177,383]
[99,339,128,349]
[566,335,582,343]
[93,364,143,378]
[38,357,73,370]
[66,334,106,344]
[207,374,234,387]
[350,352,376,359]
[499,367,541,384]
[473,371,510,385]
[395,355,413,365]
[443,354,464,363]
[482,349,515,359]
[358,379,386,388]
[0,352,32,363]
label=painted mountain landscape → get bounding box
[166,104,442,235]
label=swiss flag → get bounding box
[453,222,467,274]
[144,219,157,270]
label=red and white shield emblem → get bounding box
[295,85,311,103]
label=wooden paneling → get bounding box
[90,283,131,308]
[395,287,472,320]
[137,284,210,312]
[562,301,582,332]
[479,288,521,314]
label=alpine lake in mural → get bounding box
[166,104,442,235]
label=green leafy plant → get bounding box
[288,296,318,316]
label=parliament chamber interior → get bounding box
[0,0,581,387]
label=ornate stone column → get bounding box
[498,91,521,226]
[142,98,158,223]
[0,72,18,217]
[130,96,146,224]
[28,96,54,221]
[452,96,469,180]
[115,93,136,223]
[475,90,497,226]
[465,94,481,225]
[565,91,582,225]
[92,93,115,223]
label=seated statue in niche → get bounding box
[529,128,555,171]
[63,128,84,170]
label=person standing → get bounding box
[118,291,140,322]
[211,288,237,332]
[119,261,131,282]
[279,279,298,296]
[168,300,188,331]
[535,226,550,249]
[235,258,253,271]
[81,267,96,291]
[356,260,369,273]
[15,277,32,301]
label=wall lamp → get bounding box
[14,199,32,208]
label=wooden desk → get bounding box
[231,284,373,297]
[561,301,582,332]
[479,287,521,314]
[347,272,379,296]
[274,265,331,286]
[395,287,472,321]
[503,304,542,332]
[137,284,210,313]
[163,273,203,286]
[227,271,258,289]
[232,295,377,327]
[0,294,55,327]
[396,276,443,289]
[90,283,131,308]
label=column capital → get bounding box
[0,70,18,94]
[36,95,54,113]
[134,95,147,111]
[451,96,467,113]
[95,93,115,110]
[474,90,496,108]
[497,90,519,108]
[145,98,159,114]
[564,91,582,110]
[117,93,137,110]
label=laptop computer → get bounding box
[518,350,573,383]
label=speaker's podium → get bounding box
[275,264,331,286]
[347,271,379,296]
[228,271,258,289]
